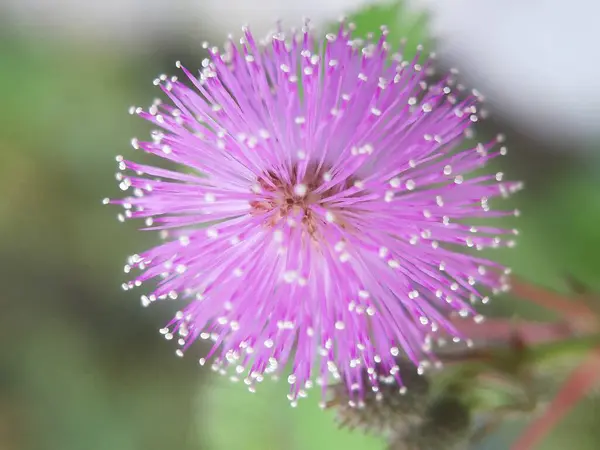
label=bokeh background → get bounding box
[1,1,599,449]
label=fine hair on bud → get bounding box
[387,396,471,450]
[328,358,430,437]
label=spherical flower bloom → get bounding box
[108,21,521,407]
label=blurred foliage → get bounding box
[1,1,600,450]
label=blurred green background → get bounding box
[1,1,599,450]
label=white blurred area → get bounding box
[0,0,374,44]
[408,0,600,148]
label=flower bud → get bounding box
[328,359,430,437]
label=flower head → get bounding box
[109,21,521,406]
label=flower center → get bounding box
[249,163,353,237]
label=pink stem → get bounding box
[450,318,574,346]
[510,348,600,450]
[510,278,592,319]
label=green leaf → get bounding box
[346,0,430,56]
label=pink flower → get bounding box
[108,21,520,406]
